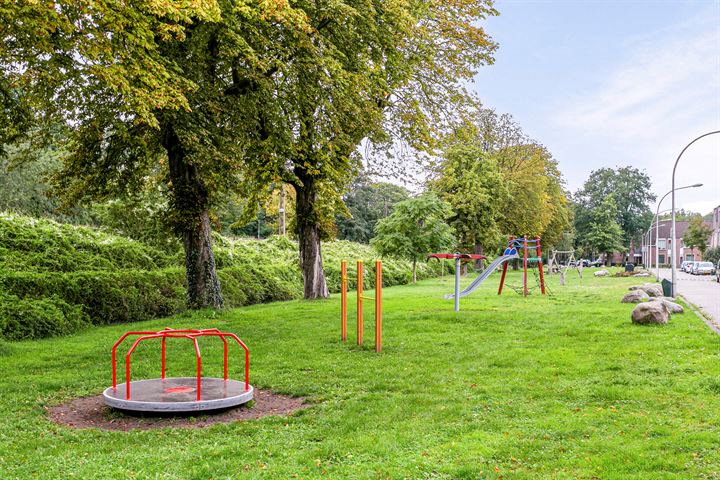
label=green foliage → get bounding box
[0,213,438,339]
[372,194,455,282]
[0,292,89,341]
[574,167,655,246]
[336,176,410,244]
[0,212,173,272]
[577,194,625,257]
[430,145,508,253]
[683,217,713,255]
[442,110,573,250]
[0,137,93,223]
[660,209,703,222]
[703,246,720,265]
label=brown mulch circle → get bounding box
[47,389,308,431]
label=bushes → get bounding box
[0,269,187,325]
[0,213,441,340]
[0,293,90,340]
[0,212,173,272]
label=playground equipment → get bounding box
[340,260,382,352]
[498,236,546,297]
[428,253,486,312]
[546,249,582,284]
[103,328,253,413]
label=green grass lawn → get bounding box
[1,269,719,479]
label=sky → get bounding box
[471,0,720,215]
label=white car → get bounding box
[680,261,693,273]
[695,262,716,275]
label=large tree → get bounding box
[240,1,498,298]
[573,167,655,247]
[429,144,508,255]
[1,1,304,308]
[577,194,624,263]
[336,175,410,244]
[438,111,572,251]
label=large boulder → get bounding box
[622,290,649,303]
[631,301,670,325]
[649,297,684,314]
[633,272,651,277]
[594,269,610,277]
[629,283,663,297]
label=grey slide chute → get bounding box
[444,253,519,300]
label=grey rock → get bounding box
[594,269,610,277]
[622,290,650,303]
[631,301,670,325]
[648,297,684,314]
[629,283,663,297]
[633,272,651,277]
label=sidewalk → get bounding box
[658,268,720,332]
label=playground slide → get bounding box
[444,253,519,300]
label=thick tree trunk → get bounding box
[412,259,417,284]
[474,242,484,271]
[182,211,223,309]
[295,175,329,299]
[164,125,223,309]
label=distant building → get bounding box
[711,205,720,249]
[644,220,713,267]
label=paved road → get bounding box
[658,268,720,331]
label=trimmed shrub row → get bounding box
[0,212,174,272]
[0,292,90,341]
[1,213,443,340]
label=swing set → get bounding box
[546,249,582,284]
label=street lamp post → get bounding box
[671,130,719,297]
[655,186,701,280]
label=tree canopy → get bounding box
[573,167,655,247]
[429,144,508,254]
[432,110,572,251]
[683,217,712,255]
[336,176,410,244]
[576,194,624,261]
[371,194,454,283]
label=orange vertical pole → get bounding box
[357,260,363,346]
[375,260,382,353]
[536,237,546,295]
[523,237,528,297]
[341,260,347,341]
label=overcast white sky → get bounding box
[472,0,720,214]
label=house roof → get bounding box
[652,220,712,240]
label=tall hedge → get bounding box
[0,213,442,340]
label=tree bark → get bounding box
[294,174,329,299]
[474,242,485,271]
[164,124,224,309]
[412,259,417,284]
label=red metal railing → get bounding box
[111,328,250,401]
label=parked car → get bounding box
[695,262,715,275]
[588,258,603,267]
[690,261,701,274]
[680,261,692,273]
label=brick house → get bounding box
[644,220,713,267]
[711,205,720,249]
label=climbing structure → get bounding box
[498,236,546,297]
